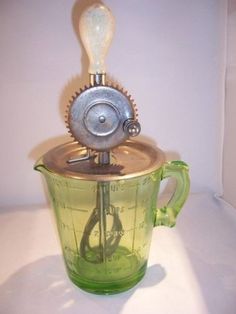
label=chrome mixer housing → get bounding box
[66,83,140,151]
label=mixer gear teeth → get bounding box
[110,83,138,120]
[65,88,85,128]
[108,83,133,99]
[106,163,123,173]
[65,106,70,126]
[119,91,135,109]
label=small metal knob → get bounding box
[123,119,141,137]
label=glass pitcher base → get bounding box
[67,261,147,295]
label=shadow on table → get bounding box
[0,255,166,314]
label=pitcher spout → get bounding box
[34,157,46,173]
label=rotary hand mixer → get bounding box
[35,3,190,294]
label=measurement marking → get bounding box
[51,179,88,191]
[59,220,84,233]
[124,225,147,232]
[132,184,139,252]
[69,209,79,255]
[65,206,88,213]
[128,205,136,210]
[126,252,136,257]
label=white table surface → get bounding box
[0,193,236,314]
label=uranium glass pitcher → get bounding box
[35,140,189,294]
[34,4,190,294]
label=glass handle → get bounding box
[154,161,190,227]
[79,4,115,74]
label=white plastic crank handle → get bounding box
[79,4,115,74]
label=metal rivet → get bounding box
[99,115,106,123]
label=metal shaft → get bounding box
[90,72,110,263]
[89,73,106,86]
[79,73,124,263]
[97,182,110,262]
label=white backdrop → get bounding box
[0,0,227,207]
[223,0,236,207]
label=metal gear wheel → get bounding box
[65,84,140,151]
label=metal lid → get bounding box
[42,139,165,181]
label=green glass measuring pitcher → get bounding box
[35,140,190,294]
